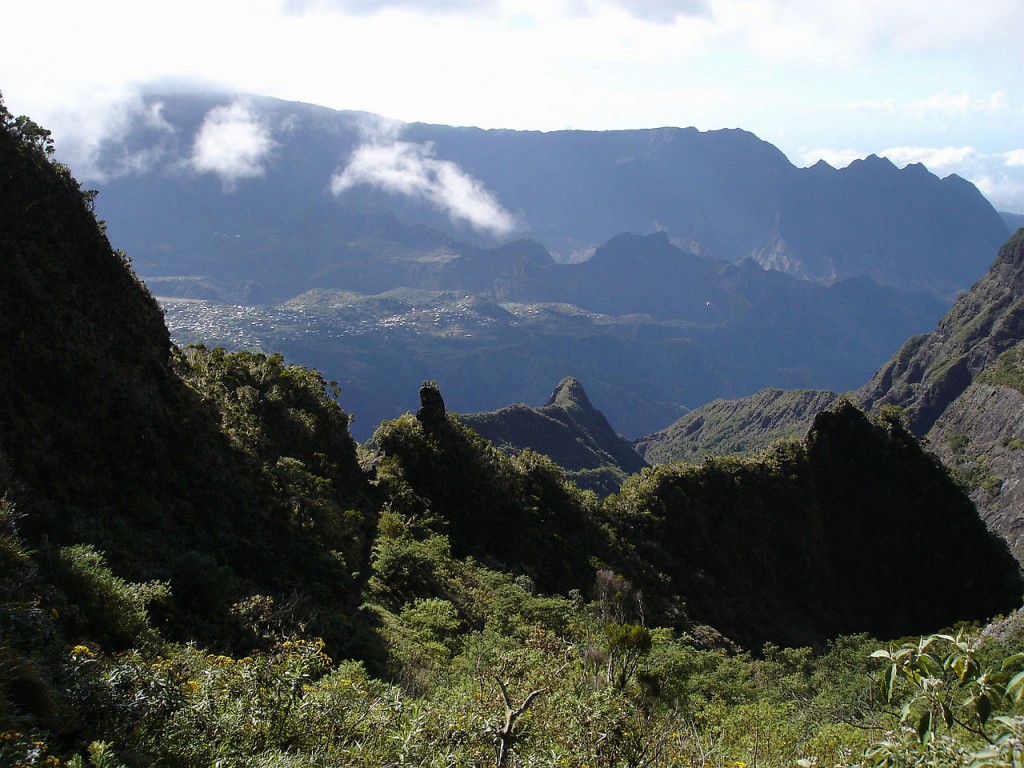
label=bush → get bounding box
[55,544,169,650]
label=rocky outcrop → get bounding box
[926,379,1024,559]
[416,380,448,430]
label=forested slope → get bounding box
[0,95,381,660]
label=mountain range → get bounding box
[66,91,1024,554]
[89,92,1009,301]
[158,231,947,440]
[72,91,1013,442]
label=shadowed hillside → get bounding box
[0,100,380,660]
[609,401,1022,649]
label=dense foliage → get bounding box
[3,93,1024,766]
[607,402,1022,648]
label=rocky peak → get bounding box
[546,376,595,412]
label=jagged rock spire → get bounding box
[417,380,447,430]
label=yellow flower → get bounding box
[70,645,93,657]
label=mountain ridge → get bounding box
[75,90,1005,442]
[158,231,946,441]
[856,228,1024,436]
[85,91,1009,302]
[636,229,1024,560]
[459,376,648,495]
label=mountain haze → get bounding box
[159,232,945,441]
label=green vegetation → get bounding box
[979,347,1024,395]
[3,94,1024,767]
[636,388,838,465]
[7,518,1024,768]
[943,430,1005,499]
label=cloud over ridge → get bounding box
[191,102,275,189]
[331,139,517,236]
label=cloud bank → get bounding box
[44,88,177,182]
[570,0,710,23]
[285,0,497,15]
[191,102,275,189]
[331,139,517,236]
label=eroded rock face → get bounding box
[857,229,1024,436]
[852,230,1024,560]
[928,382,1024,559]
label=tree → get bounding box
[490,676,546,766]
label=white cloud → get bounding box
[706,0,1022,57]
[972,174,1024,216]
[877,145,979,171]
[571,0,710,23]
[331,138,517,236]
[1005,150,1024,168]
[3,0,1020,215]
[190,102,275,189]
[42,87,177,182]
[285,0,496,14]
[845,91,1011,119]
[908,91,1009,117]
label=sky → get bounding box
[3,0,1023,214]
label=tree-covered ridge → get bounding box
[369,385,1021,649]
[4,93,1024,767]
[0,92,381,660]
[606,401,1022,648]
[370,383,606,595]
